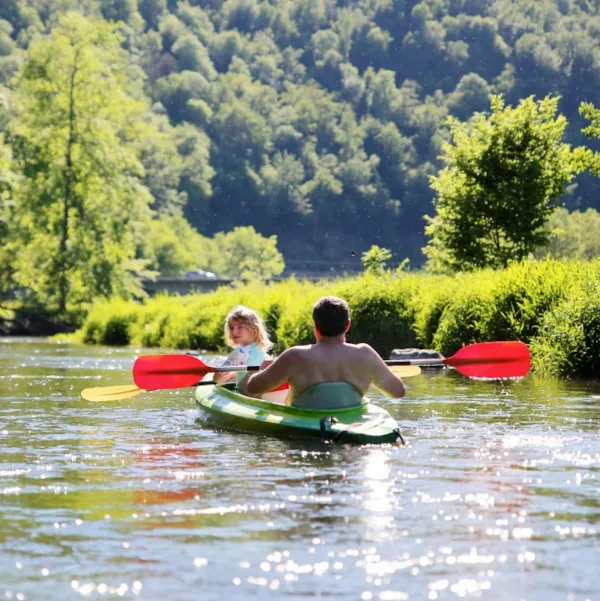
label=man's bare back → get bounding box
[258,342,405,401]
[240,296,405,404]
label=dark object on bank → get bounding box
[0,309,76,336]
[390,348,444,366]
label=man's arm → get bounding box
[363,345,406,398]
[239,349,295,395]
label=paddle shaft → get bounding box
[387,358,445,367]
[138,360,438,376]
[387,357,522,367]
[136,364,262,376]
[134,341,531,390]
[188,360,418,376]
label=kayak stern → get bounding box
[195,384,403,445]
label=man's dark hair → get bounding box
[313,296,350,337]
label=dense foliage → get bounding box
[76,258,600,379]
[9,14,153,312]
[424,95,590,271]
[536,207,600,259]
[0,11,285,318]
[3,0,600,272]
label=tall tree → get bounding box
[581,101,600,177]
[3,0,600,271]
[9,13,153,313]
[209,226,284,280]
[536,207,600,260]
[0,134,17,304]
[424,95,590,272]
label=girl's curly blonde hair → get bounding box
[224,305,273,351]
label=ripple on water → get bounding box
[1,341,599,600]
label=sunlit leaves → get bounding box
[140,212,214,275]
[259,151,308,214]
[3,0,600,278]
[9,13,154,311]
[446,73,492,120]
[210,225,285,280]
[580,101,600,177]
[0,135,17,300]
[361,244,392,276]
[424,95,591,272]
[536,207,600,260]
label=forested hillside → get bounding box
[2,0,600,266]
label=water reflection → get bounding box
[1,339,599,600]
[360,448,396,542]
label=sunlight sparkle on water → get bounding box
[2,340,599,600]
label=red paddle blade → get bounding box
[446,341,531,379]
[133,354,213,390]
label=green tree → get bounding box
[138,114,186,214]
[99,0,143,29]
[171,34,216,80]
[361,244,391,276]
[9,13,154,313]
[293,0,326,38]
[139,0,166,30]
[536,207,600,259]
[446,73,491,120]
[581,101,600,177]
[259,151,308,215]
[0,135,17,303]
[176,2,214,46]
[176,121,214,223]
[209,226,284,280]
[153,71,212,124]
[424,95,590,272]
[4,0,600,274]
[140,213,214,275]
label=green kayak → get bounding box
[194,384,404,445]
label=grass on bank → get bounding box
[75,258,600,379]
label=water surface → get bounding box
[1,339,599,600]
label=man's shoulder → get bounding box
[287,344,313,355]
[350,342,376,353]
[278,345,311,359]
[350,343,379,362]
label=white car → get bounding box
[183,269,217,280]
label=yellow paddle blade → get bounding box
[81,384,143,402]
[388,365,421,378]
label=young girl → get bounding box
[213,305,273,385]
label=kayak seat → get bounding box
[291,382,363,410]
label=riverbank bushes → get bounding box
[77,259,600,378]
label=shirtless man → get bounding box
[239,296,405,408]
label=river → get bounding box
[0,338,598,601]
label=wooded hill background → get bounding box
[2,0,600,267]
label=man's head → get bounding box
[312,296,351,337]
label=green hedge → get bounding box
[75,259,600,378]
[529,265,600,378]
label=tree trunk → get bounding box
[57,55,79,314]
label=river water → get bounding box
[0,338,598,601]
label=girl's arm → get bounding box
[213,371,236,383]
